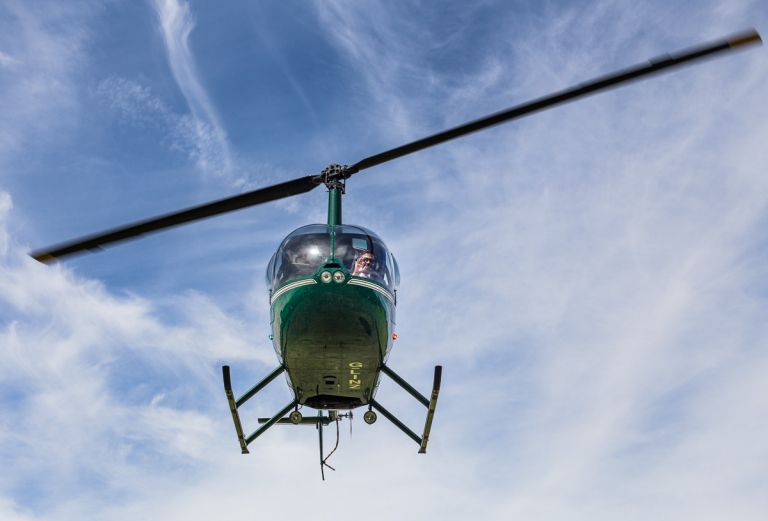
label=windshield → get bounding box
[267,225,331,290]
[266,224,397,293]
[334,225,395,292]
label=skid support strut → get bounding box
[380,364,429,407]
[370,399,421,444]
[236,365,285,407]
[374,365,442,453]
[222,364,293,453]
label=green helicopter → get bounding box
[30,30,761,479]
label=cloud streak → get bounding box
[96,77,226,174]
[0,1,93,163]
[0,189,279,517]
[150,0,234,182]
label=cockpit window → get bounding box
[391,253,400,289]
[269,225,331,290]
[266,224,397,293]
[334,225,394,291]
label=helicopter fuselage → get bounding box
[270,267,395,410]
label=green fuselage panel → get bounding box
[270,279,395,409]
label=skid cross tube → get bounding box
[369,399,422,445]
[236,365,285,407]
[245,400,299,445]
[222,365,249,454]
[418,366,442,454]
[258,417,332,426]
[380,364,429,407]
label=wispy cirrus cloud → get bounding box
[97,0,303,192]
[149,0,234,182]
[95,76,300,193]
[0,188,279,517]
[0,1,93,164]
[96,77,230,176]
[0,51,19,69]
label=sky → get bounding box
[1,0,767,519]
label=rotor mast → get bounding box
[320,164,351,226]
[328,188,342,226]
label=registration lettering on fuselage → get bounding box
[349,362,362,389]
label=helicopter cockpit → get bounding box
[266,224,400,293]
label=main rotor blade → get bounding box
[350,29,761,173]
[31,30,761,264]
[31,175,320,263]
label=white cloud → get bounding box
[0,1,93,163]
[95,76,304,193]
[0,497,35,521]
[0,193,11,256]
[0,50,19,69]
[0,189,281,517]
[96,77,226,174]
[149,0,234,182]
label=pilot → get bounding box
[352,251,377,279]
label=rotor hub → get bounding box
[319,163,353,192]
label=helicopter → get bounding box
[30,29,761,479]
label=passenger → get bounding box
[351,252,378,280]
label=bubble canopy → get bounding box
[266,224,399,292]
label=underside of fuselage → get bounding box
[270,276,395,409]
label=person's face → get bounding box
[355,253,374,273]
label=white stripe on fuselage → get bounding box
[269,278,317,305]
[269,276,395,306]
[347,278,395,304]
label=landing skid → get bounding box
[222,363,443,477]
[370,365,442,453]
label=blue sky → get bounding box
[1,0,768,519]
